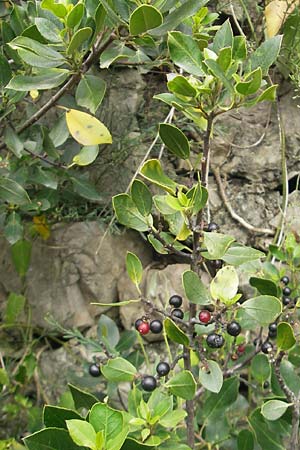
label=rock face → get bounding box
[0,222,152,328]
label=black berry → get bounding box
[156,362,170,377]
[263,381,270,389]
[268,329,277,339]
[89,364,101,377]
[283,297,291,306]
[138,321,150,335]
[283,286,291,296]
[141,375,157,392]
[227,321,241,337]
[150,320,163,334]
[213,259,223,269]
[169,295,183,308]
[207,222,219,232]
[171,308,184,319]
[135,318,143,330]
[261,341,273,354]
[199,310,211,324]
[206,333,225,349]
[268,323,277,332]
[281,276,289,285]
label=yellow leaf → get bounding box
[30,89,39,100]
[265,0,297,37]
[32,215,50,240]
[65,108,112,146]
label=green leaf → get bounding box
[41,0,67,18]
[9,36,65,68]
[236,67,262,96]
[167,75,197,97]
[115,331,136,353]
[248,35,282,75]
[3,126,23,158]
[70,177,102,202]
[98,314,120,348]
[67,27,92,56]
[32,167,58,190]
[277,322,296,351]
[101,357,137,382]
[239,296,282,326]
[166,370,196,400]
[112,193,150,231]
[68,384,98,411]
[203,232,235,259]
[140,159,177,194]
[5,293,26,324]
[249,409,285,450]
[213,19,233,53]
[222,245,265,265]
[72,146,99,166]
[7,68,69,91]
[217,46,232,72]
[210,266,239,305]
[126,252,143,287]
[168,31,204,76]
[186,183,208,214]
[0,53,12,88]
[199,360,223,393]
[89,403,126,450]
[237,429,254,450]
[66,420,97,450]
[182,270,210,305]
[129,5,163,35]
[159,409,187,428]
[43,406,82,429]
[159,124,190,160]
[164,318,189,346]
[100,42,135,68]
[35,17,62,42]
[49,115,69,147]
[201,377,239,421]
[153,195,177,215]
[147,234,168,254]
[0,177,31,205]
[261,400,292,421]
[250,354,270,383]
[75,75,106,114]
[0,368,9,386]
[4,212,23,245]
[11,239,31,277]
[67,3,85,28]
[204,59,234,94]
[131,180,152,216]
[233,36,247,61]
[24,427,85,450]
[249,277,279,297]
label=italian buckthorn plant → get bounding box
[3,1,300,450]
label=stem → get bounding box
[184,347,195,449]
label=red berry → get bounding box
[237,344,245,354]
[138,321,150,335]
[199,310,211,323]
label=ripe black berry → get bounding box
[263,381,270,389]
[227,321,241,337]
[89,364,101,377]
[206,333,225,349]
[282,297,291,306]
[169,295,183,308]
[138,321,150,335]
[199,310,211,324]
[150,320,163,334]
[156,362,170,377]
[135,318,143,330]
[171,308,184,319]
[283,286,291,296]
[207,222,219,232]
[141,375,157,392]
[268,323,277,333]
[281,276,289,285]
[261,341,273,354]
[268,329,277,339]
[213,259,223,269]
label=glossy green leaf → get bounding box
[24,428,85,450]
[140,159,177,194]
[35,17,62,42]
[159,409,187,428]
[168,31,204,76]
[7,68,69,91]
[41,0,67,18]
[5,292,26,324]
[261,400,292,421]
[126,252,143,286]
[204,59,235,93]
[3,126,23,158]
[199,360,223,393]
[213,19,233,53]
[67,27,92,55]
[0,177,30,205]
[112,193,150,231]
[68,383,98,411]
[75,75,106,114]
[89,403,125,450]
[249,409,285,450]
[251,354,270,383]
[166,370,196,400]
[43,406,81,429]
[277,322,296,351]
[182,270,210,305]
[98,314,120,348]
[203,232,235,259]
[239,296,282,326]
[101,357,137,382]
[129,5,162,35]
[0,53,12,88]
[11,239,31,277]
[147,234,168,254]
[71,177,102,201]
[153,195,177,215]
[131,180,152,216]
[237,429,254,450]
[248,35,282,74]
[222,245,265,265]
[236,68,262,96]
[4,212,23,245]
[9,36,65,68]
[100,42,135,68]
[217,46,232,72]
[159,123,190,160]
[210,266,239,304]
[249,277,279,297]
[66,420,97,450]
[164,318,189,346]
[186,183,208,214]
[67,3,84,28]
[167,75,197,97]
[72,146,99,166]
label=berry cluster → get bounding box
[134,318,163,335]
